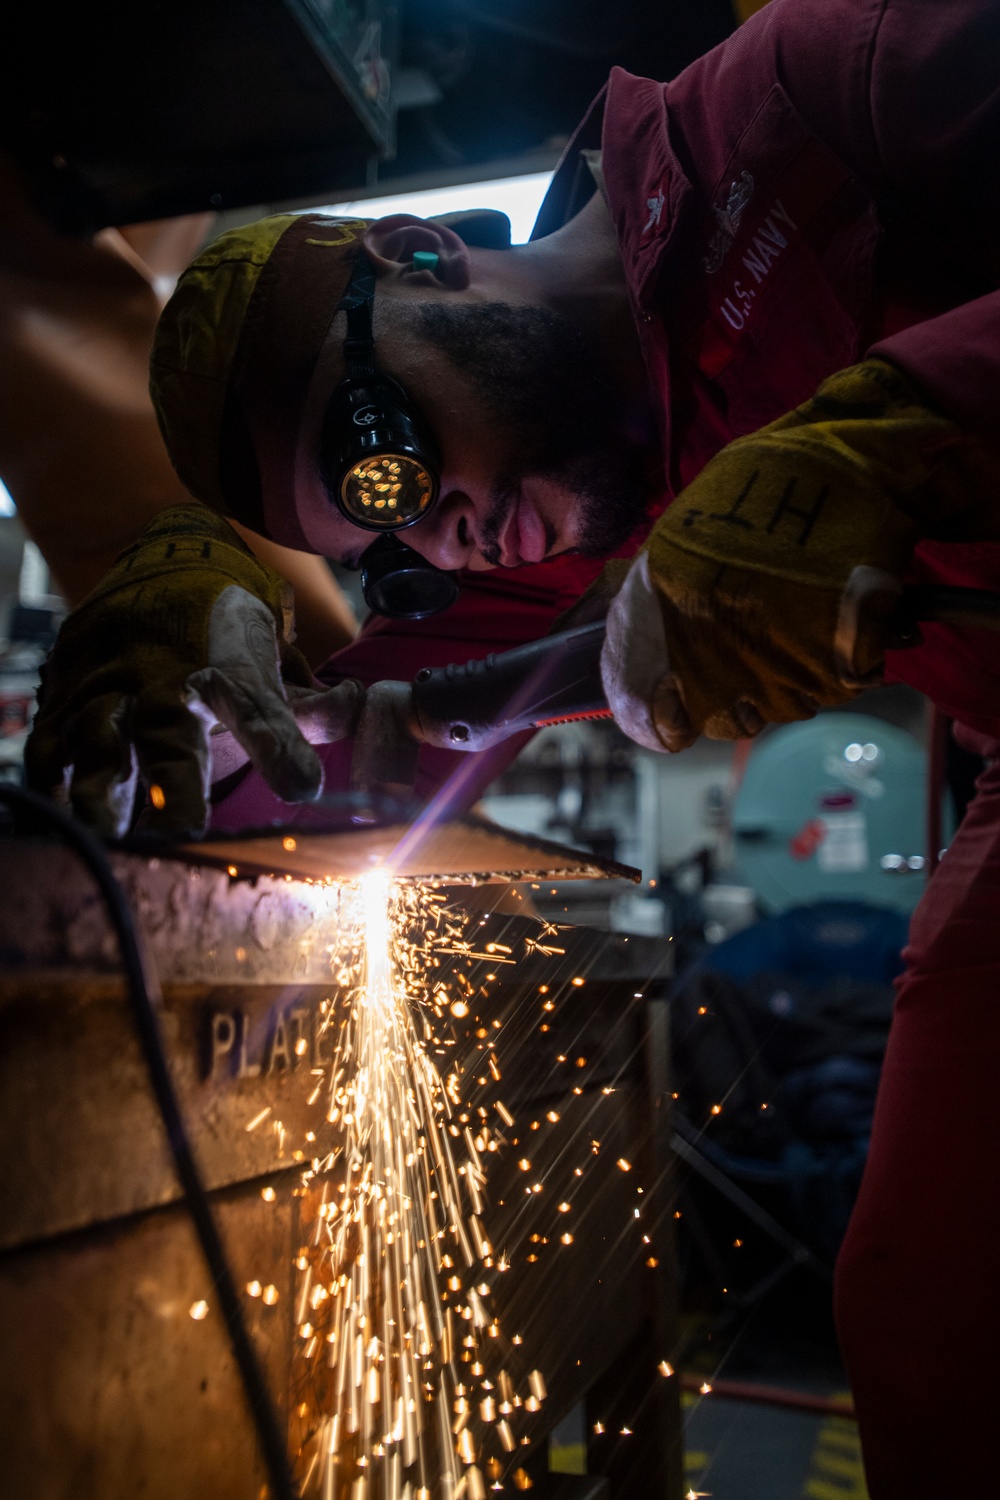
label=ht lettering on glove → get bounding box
[26,505,361,836]
[601,358,989,752]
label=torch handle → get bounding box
[410,620,609,752]
[409,584,1000,754]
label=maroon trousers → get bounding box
[836,731,1000,1497]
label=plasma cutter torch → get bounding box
[347,581,1000,799]
[350,621,609,796]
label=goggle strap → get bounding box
[337,253,377,381]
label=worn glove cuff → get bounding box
[83,504,284,614]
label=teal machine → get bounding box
[732,713,943,916]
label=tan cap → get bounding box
[150,207,512,553]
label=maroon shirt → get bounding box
[214,0,1000,829]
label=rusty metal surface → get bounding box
[0,823,637,984]
[0,977,346,1251]
[0,844,676,1497]
[0,908,670,1252]
[0,1179,298,1500]
[0,1092,666,1500]
[0,843,352,982]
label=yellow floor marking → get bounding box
[804,1481,862,1500]
[812,1450,866,1481]
[802,1401,868,1500]
[549,1442,586,1476]
[814,1426,862,1452]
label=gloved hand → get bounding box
[25,505,362,836]
[601,358,984,752]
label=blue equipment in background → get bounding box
[672,899,909,1264]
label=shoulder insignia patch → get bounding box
[703,171,755,274]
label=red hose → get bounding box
[681,1373,856,1421]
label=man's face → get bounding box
[325,298,656,574]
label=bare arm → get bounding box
[0,160,356,664]
[0,160,197,599]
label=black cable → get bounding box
[0,785,296,1500]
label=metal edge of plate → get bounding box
[168,812,641,885]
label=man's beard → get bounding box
[406,300,655,563]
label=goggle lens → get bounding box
[340,452,435,529]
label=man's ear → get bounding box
[363,214,472,291]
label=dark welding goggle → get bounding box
[319,250,459,620]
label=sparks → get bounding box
[266,870,543,1494]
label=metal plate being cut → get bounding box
[179,812,640,885]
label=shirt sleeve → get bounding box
[665,0,1000,443]
[758,0,1000,255]
[865,0,1000,273]
[720,0,1000,438]
[861,0,1000,440]
[870,293,1000,450]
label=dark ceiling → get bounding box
[391,0,737,180]
[3,0,737,232]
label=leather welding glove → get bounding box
[601,358,989,752]
[25,505,362,837]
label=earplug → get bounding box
[412,251,440,273]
